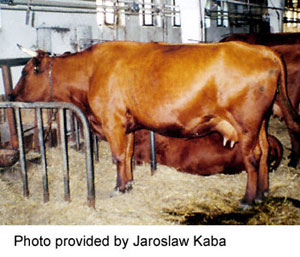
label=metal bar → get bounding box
[3,0,96,9]
[33,111,40,152]
[36,108,49,202]
[84,128,95,209]
[56,108,61,146]
[0,6,97,14]
[67,110,74,142]
[94,134,99,162]
[74,114,80,151]
[0,58,30,67]
[150,130,156,175]
[0,101,95,208]
[46,109,55,147]
[0,4,180,16]
[0,0,293,15]
[15,107,29,198]
[1,65,18,149]
[68,111,75,143]
[59,108,70,202]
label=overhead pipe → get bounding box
[1,0,180,15]
[1,0,298,14]
[6,0,96,10]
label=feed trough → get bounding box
[0,148,19,168]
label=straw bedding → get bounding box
[0,118,299,225]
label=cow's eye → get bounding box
[34,66,39,74]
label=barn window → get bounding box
[104,0,115,25]
[172,0,181,27]
[96,0,125,27]
[205,0,229,28]
[216,0,228,27]
[141,0,154,26]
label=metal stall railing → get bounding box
[150,131,156,173]
[0,58,154,209]
[0,101,95,208]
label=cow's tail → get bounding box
[276,54,300,133]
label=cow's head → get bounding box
[9,45,53,102]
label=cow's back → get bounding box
[89,41,281,140]
[221,33,300,46]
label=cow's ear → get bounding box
[36,50,49,59]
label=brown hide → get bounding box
[134,131,282,175]
[271,44,300,117]
[220,32,300,46]
[11,41,300,205]
[272,44,300,168]
[220,34,300,167]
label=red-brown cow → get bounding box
[10,41,300,207]
[220,32,300,46]
[272,44,300,167]
[272,44,300,117]
[220,33,300,167]
[12,47,282,182]
[134,130,283,175]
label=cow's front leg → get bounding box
[124,132,134,190]
[106,128,134,196]
[88,93,134,196]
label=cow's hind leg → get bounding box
[240,121,269,209]
[240,136,261,209]
[256,121,269,202]
[287,131,300,168]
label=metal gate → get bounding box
[0,102,95,208]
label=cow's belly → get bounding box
[141,114,238,149]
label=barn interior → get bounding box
[0,0,299,226]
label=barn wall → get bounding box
[0,0,284,94]
[204,0,272,42]
[0,1,182,94]
[178,0,204,43]
[0,8,101,94]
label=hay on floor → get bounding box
[0,118,299,225]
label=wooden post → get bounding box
[1,65,18,149]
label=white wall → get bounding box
[178,0,206,43]
[0,2,182,94]
[0,10,99,58]
[0,9,100,94]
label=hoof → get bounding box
[109,188,122,198]
[287,153,299,168]
[239,203,252,211]
[124,180,133,191]
[239,199,254,211]
[254,198,263,204]
[110,181,134,198]
[255,191,268,204]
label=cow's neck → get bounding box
[51,51,94,113]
